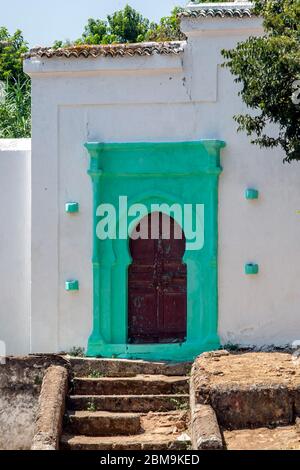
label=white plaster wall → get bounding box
[217,76,300,347]
[23,13,300,354]
[0,139,31,355]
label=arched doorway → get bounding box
[128,212,187,344]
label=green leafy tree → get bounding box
[145,7,185,42]
[107,4,150,43]
[79,18,109,45]
[74,18,118,45]
[53,39,73,49]
[0,28,28,84]
[70,5,151,46]
[0,77,31,138]
[222,0,300,162]
[74,4,187,46]
[0,28,30,137]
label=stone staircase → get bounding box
[60,358,191,450]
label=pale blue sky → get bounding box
[0,0,186,47]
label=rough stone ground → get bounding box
[192,351,300,450]
[140,411,189,436]
[193,351,300,391]
[224,423,300,450]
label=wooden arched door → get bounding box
[128,212,187,344]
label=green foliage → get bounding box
[72,18,118,45]
[68,346,85,357]
[146,7,185,42]
[73,4,151,45]
[69,4,184,46]
[0,28,30,138]
[0,27,28,84]
[82,18,108,44]
[88,370,104,378]
[222,0,300,162]
[34,375,43,386]
[107,4,150,43]
[169,398,189,411]
[87,400,97,412]
[53,39,73,49]
[0,77,31,138]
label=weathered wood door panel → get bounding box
[128,213,187,344]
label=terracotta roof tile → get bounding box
[180,4,255,19]
[25,41,185,59]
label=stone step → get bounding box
[68,357,191,378]
[61,433,189,451]
[68,394,190,412]
[65,411,141,437]
[73,375,189,396]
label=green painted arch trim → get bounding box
[84,139,226,361]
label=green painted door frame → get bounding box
[84,140,225,361]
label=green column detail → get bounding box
[84,140,226,362]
